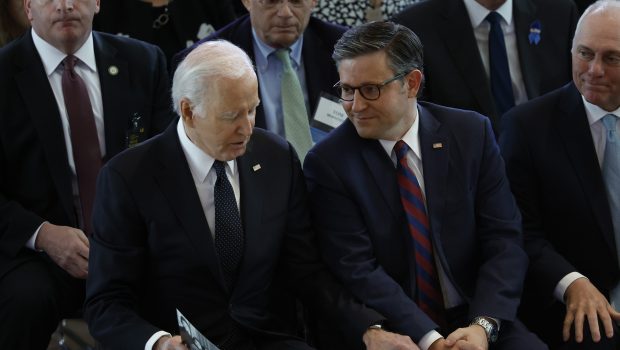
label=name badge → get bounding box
[310,93,347,143]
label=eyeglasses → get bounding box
[333,71,410,101]
[256,0,307,9]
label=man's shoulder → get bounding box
[393,0,446,27]
[503,83,577,124]
[93,31,163,57]
[305,17,346,42]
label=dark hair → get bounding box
[333,21,424,76]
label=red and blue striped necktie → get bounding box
[394,140,445,325]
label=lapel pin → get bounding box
[528,20,542,45]
[252,164,261,172]
[432,142,443,149]
[108,65,119,76]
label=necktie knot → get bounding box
[602,113,618,132]
[213,160,227,179]
[486,11,502,25]
[63,55,77,71]
[394,140,409,162]
[275,49,293,71]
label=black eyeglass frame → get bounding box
[333,71,411,102]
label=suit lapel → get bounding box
[513,0,540,99]
[15,33,75,224]
[153,125,227,290]
[556,84,616,251]
[438,0,496,119]
[234,140,265,297]
[417,105,456,281]
[93,33,131,161]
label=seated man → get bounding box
[304,21,546,350]
[85,39,416,350]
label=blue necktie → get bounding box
[213,160,244,290]
[486,11,515,116]
[394,141,445,325]
[602,114,620,309]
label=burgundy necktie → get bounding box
[61,55,101,235]
[394,140,445,326]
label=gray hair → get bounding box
[172,40,255,118]
[332,21,424,77]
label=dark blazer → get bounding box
[85,124,381,349]
[304,102,527,342]
[500,83,619,344]
[0,30,173,279]
[393,0,577,131]
[173,15,345,129]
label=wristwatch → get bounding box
[470,316,499,343]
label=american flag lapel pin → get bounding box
[252,164,261,172]
[432,142,443,149]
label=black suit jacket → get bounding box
[0,30,174,279]
[173,15,345,130]
[304,103,527,342]
[500,83,619,325]
[393,0,577,131]
[85,124,381,349]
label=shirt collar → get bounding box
[463,0,513,28]
[582,96,620,126]
[31,28,97,76]
[379,107,421,161]
[251,28,304,68]
[176,119,237,183]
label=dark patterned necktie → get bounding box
[61,55,101,235]
[213,160,244,290]
[486,11,515,116]
[394,140,445,325]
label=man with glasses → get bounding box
[174,0,345,160]
[304,21,546,350]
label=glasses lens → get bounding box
[360,85,380,100]
[337,85,354,101]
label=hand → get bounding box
[563,277,620,343]
[154,335,188,350]
[35,222,89,279]
[444,325,488,350]
[363,328,420,350]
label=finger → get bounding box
[586,310,601,342]
[563,311,575,342]
[453,339,480,350]
[574,309,585,343]
[76,229,90,246]
[600,306,615,339]
[446,327,467,346]
[609,305,620,321]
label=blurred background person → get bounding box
[94,0,236,69]
[0,0,29,47]
[313,0,418,27]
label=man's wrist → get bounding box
[470,316,499,343]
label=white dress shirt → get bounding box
[26,29,105,249]
[463,0,528,106]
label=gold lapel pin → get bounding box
[432,142,443,149]
[108,65,119,76]
[252,164,261,172]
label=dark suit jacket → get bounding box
[84,124,381,349]
[500,83,619,340]
[393,0,577,131]
[304,102,527,342]
[0,30,173,279]
[173,15,345,129]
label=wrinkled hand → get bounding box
[35,222,89,279]
[563,277,620,343]
[154,335,187,350]
[363,328,420,350]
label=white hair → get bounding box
[575,0,620,41]
[172,40,256,118]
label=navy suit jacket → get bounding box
[304,102,527,342]
[500,83,619,319]
[0,30,173,279]
[173,15,345,129]
[85,124,381,349]
[393,0,577,131]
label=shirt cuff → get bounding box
[419,330,443,350]
[554,272,587,302]
[145,331,172,350]
[26,222,46,251]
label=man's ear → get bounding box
[405,69,423,98]
[241,0,252,11]
[180,99,194,126]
